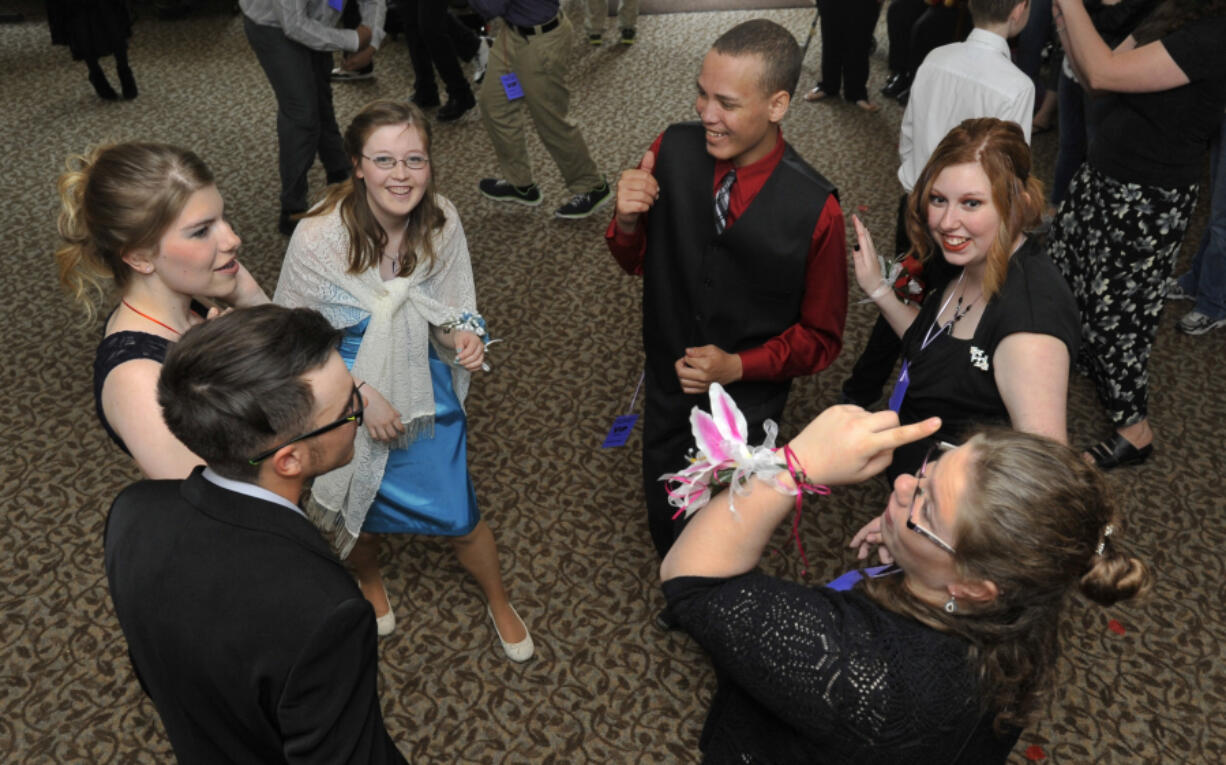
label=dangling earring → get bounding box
[944,594,958,614]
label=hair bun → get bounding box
[1079,553,1152,606]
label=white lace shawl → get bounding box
[273,195,477,556]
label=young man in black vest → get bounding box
[104,306,407,762]
[607,19,848,565]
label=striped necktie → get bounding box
[714,168,736,235]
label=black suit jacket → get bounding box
[104,467,406,764]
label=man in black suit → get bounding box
[104,305,406,763]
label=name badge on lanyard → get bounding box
[888,360,910,413]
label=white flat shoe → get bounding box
[375,607,395,637]
[487,604,534,662]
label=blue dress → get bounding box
[339,317,480,536]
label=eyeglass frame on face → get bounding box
[247,384,365,465]
[906,444,958,556]
[361,153,430,171]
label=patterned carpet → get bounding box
[3,2,1223,763]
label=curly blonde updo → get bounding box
[55,142,214,320]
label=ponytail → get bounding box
[55,150,112,321]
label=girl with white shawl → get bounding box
[275,100,532,662]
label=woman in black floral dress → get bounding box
[1048,0,1226,468]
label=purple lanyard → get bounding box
[888,271,966,413]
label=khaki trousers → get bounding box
[478,16,602,194]
[585,0,639,35]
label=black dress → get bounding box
[48,0,132,61]
[664,572,1020,764]
[890,238,1079,477]
[93,330,170,454]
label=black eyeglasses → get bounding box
[248,384,365,465]
[906,444,957,556]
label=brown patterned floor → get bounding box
[3,3,1223,763]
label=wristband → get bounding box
[661,384,830,574]
[868,279,892,300]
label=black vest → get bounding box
[642,122,837,398]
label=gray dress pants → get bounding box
[243,16,350,215]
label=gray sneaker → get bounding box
[1166,280,1195,301]
[1176,310,1226,335]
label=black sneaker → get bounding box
[588,33,603,46]
[620,27,636,45]
[410,91,440,109]
[554,181,612,219]
[479,178,542,206]
[438,90,476,123]
[880,71,911,97]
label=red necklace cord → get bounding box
[782,444,831,575]
[121,299,181,335]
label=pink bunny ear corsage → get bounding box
[661,383,793,519]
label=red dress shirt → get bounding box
[605,129,847,382]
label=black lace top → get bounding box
[93,330,171,455]
[663,572,1020,764]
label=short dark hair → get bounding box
[969,0,1027,26]
[711,19,802,97]
[158,305,343,481]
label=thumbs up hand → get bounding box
[614,149,660,235]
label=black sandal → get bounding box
[1086,434,1153,470]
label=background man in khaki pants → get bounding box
[585,0,639,45]
[469,0,612,219]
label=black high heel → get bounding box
[88,68,118,100]
[117,66,138,100]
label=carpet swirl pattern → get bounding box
[1,2,1222,762]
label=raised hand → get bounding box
[850,214,888,298]
[614,149,659,234]
[789,406,940,487]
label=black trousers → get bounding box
[815,0,882,102]
[243,16,349,215]
[885,0,961,75]
[642,370,788,559]
[404,0,478,101]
